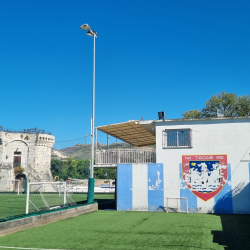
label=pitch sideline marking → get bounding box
[0,246,70,250]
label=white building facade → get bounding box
[154,117,250,214]
[97,117,250,214]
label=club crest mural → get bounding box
[182,155,228,201]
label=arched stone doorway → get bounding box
[5,140,29,179]
[15,173,26,193]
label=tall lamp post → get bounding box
[80,23,97,203]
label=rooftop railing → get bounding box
[0,126,52,135]
[96,149,156,165]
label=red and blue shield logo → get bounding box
[182,155,228,201]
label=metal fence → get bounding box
[96,149,156,165]
[0,126,52,135]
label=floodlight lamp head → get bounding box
[87,30,98,37]
[80,24,91,31]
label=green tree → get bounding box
[94,168,116,179]
[51,159,116,180]
[236,95,250,116]
[76,159,90,179]
[65,158,79,179]
[51,158,91,180]
[201,91,237,117]
[182,109,202,119]
[51,159,62,176]
[105,169,116,179]
[182,92,250,118]
[94,168,105,179]
[51,159,67,180]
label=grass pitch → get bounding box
[0,193,115,221]
[1,211,250,250]
[0,194,26,221]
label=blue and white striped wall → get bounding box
[117,163,164,211]
[117,163,250,213]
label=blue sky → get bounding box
[0,0,249,149]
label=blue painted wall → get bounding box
[117,162,250,214]
[117,163,163,211]
[117,164,132,211]
[148,163,164,211]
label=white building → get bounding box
[0,128,55,191]
[96,116,250,214]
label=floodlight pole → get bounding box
[91,35,96,179]
[80,23,97,203]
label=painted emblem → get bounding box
[148,170,162,190]
[182,155,228,201]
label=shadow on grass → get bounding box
[76,196,116,210]
[95,193,116,210]
[211,183,250,249]
[95,198,116,210]
[212,214,250,249]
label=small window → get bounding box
[14,151,21,155]
[163,129,191,148]
[13,156,21,168]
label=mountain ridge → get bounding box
[52,142,139,160]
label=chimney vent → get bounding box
[158,111,165,120]
[217,109,224,117]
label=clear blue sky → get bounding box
[0,0,249,149]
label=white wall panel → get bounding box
[132,163,148,211]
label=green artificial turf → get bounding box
[0,193,114,221]
[0,194,26,220]
[1,211,250,250]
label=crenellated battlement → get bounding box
[0,127,55,183]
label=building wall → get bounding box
[117,118,250,214]
[0,131,55,185]
[117,163,164,212]
[155,118,250,214]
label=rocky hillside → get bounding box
[51,148,68,159]
[52,142,139,160]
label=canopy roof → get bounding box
[97,120,155,147]
[97,116,250,147]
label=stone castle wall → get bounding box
[0,131,55,186]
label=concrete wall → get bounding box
[117,163,164,211]
[155,118,250,214]
[117,118,250,214]
[0,203,98,237]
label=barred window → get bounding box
[163,129,191,148]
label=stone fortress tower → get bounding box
[0,127,55,189]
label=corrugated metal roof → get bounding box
[97,116,250,147]
[97,120,156,147]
